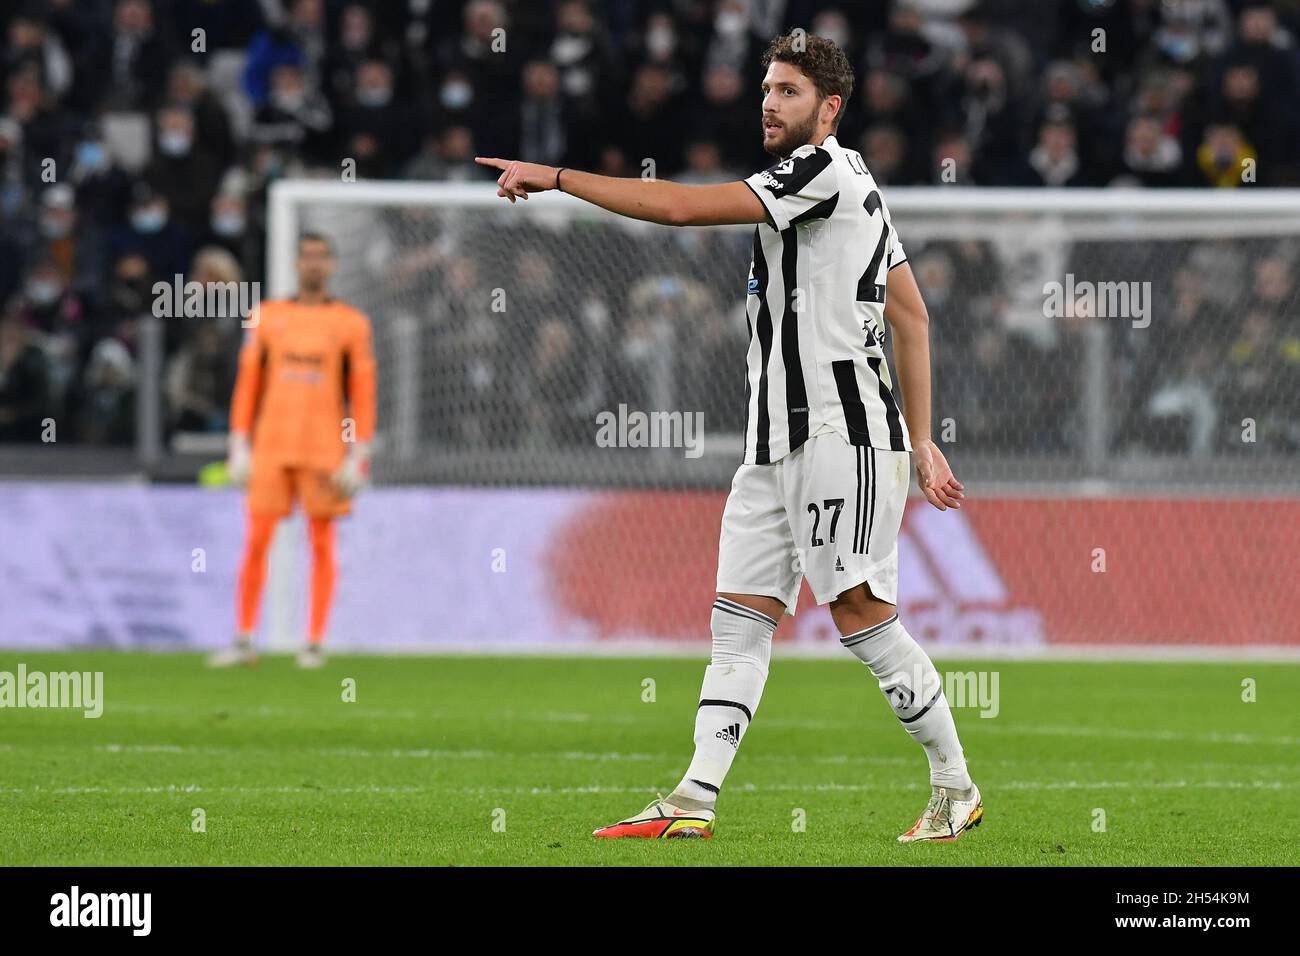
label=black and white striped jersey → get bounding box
[739,133,912,465]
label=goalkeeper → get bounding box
[209,233,377,668]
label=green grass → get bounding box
[1,652,1296,866]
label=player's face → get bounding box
[760,61,824,157]
[296,241,335,290]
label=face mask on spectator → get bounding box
[131,206,167,233]
[39,213,73,239]
[272,90,306,112]
[440,82,472,110]
[212,212,245,237]
[647,26,674,58]
[75,141,110,173]
[112,279,149,312]
[716,11,746,36]
[27,279,63,306]
[358,86,393,108]
[158,131,192,156]
[818,26,849,50]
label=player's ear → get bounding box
[823,94,841,127]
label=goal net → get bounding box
[264,181,1300,650]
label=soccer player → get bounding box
[209,233,377,669]
[477,34,980,843]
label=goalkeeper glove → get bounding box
[332,442,371,498]
[227,433,252,488]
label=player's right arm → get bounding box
[884,261,964,512]
[226,311,268,486]
[473,157,768,227]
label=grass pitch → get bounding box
[2,652,1296,866]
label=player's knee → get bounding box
[710,598,775,675]
[830,582,895,634]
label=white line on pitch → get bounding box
[2,779,1291,797]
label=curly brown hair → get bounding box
[760,33,855,130]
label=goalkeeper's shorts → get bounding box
[715,430,909,616]
[247,461,352,519]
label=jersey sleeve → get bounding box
[229,310,268,436]
[744,144,839,232]
[888,229,907,270]
[344,312,377,444]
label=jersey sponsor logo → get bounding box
[756,149,827,198]
[282,350,326,367]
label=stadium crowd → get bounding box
[0,0,1297,455]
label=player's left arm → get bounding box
[884,261,964,511]
[225,310,268,487]
[474,157,767,227]
[333,312,378,497]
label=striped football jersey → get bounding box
[740,133,911,464]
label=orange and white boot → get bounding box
[593,796,715,839]
[898,783,984,842]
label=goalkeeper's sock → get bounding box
[840,615,972,791]
[307,516,336,644]
[669,598,775,809]
[236,512,279,634]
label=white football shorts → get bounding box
[716,429,910,615]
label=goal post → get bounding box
[267,180,1300,490]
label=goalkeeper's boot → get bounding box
[592,795,715,839]
[207,637,258,668]
[898,782,983,842]
[295,644,326,669]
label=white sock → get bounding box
[670,598,775,808]
[841,614,972,791]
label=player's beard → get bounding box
[763,103,820,158]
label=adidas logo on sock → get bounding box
[715,722,741,748]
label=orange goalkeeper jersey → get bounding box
[229,297,377,469]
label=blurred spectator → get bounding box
[693,66,760,172]
[107,185,193,280]
[16,256,85,400]
[4,10,72,101]
[93,0,171,111]
[1194,121,1255,188]
[518,60,566,167]
[1022,120,1088,187]
[403,126,487,182]
[166,320,233,434]
[616,65,685,174]
[247,62,332,162]
[336,60,415,176]
[860,124,908,184]
[1113,115,1186,187]
[678,140,738,184]
[166,61,236,171]
[77,324,136,445]
[242,0,325,108]
[0,309,52,442]
[145,104,225,232]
